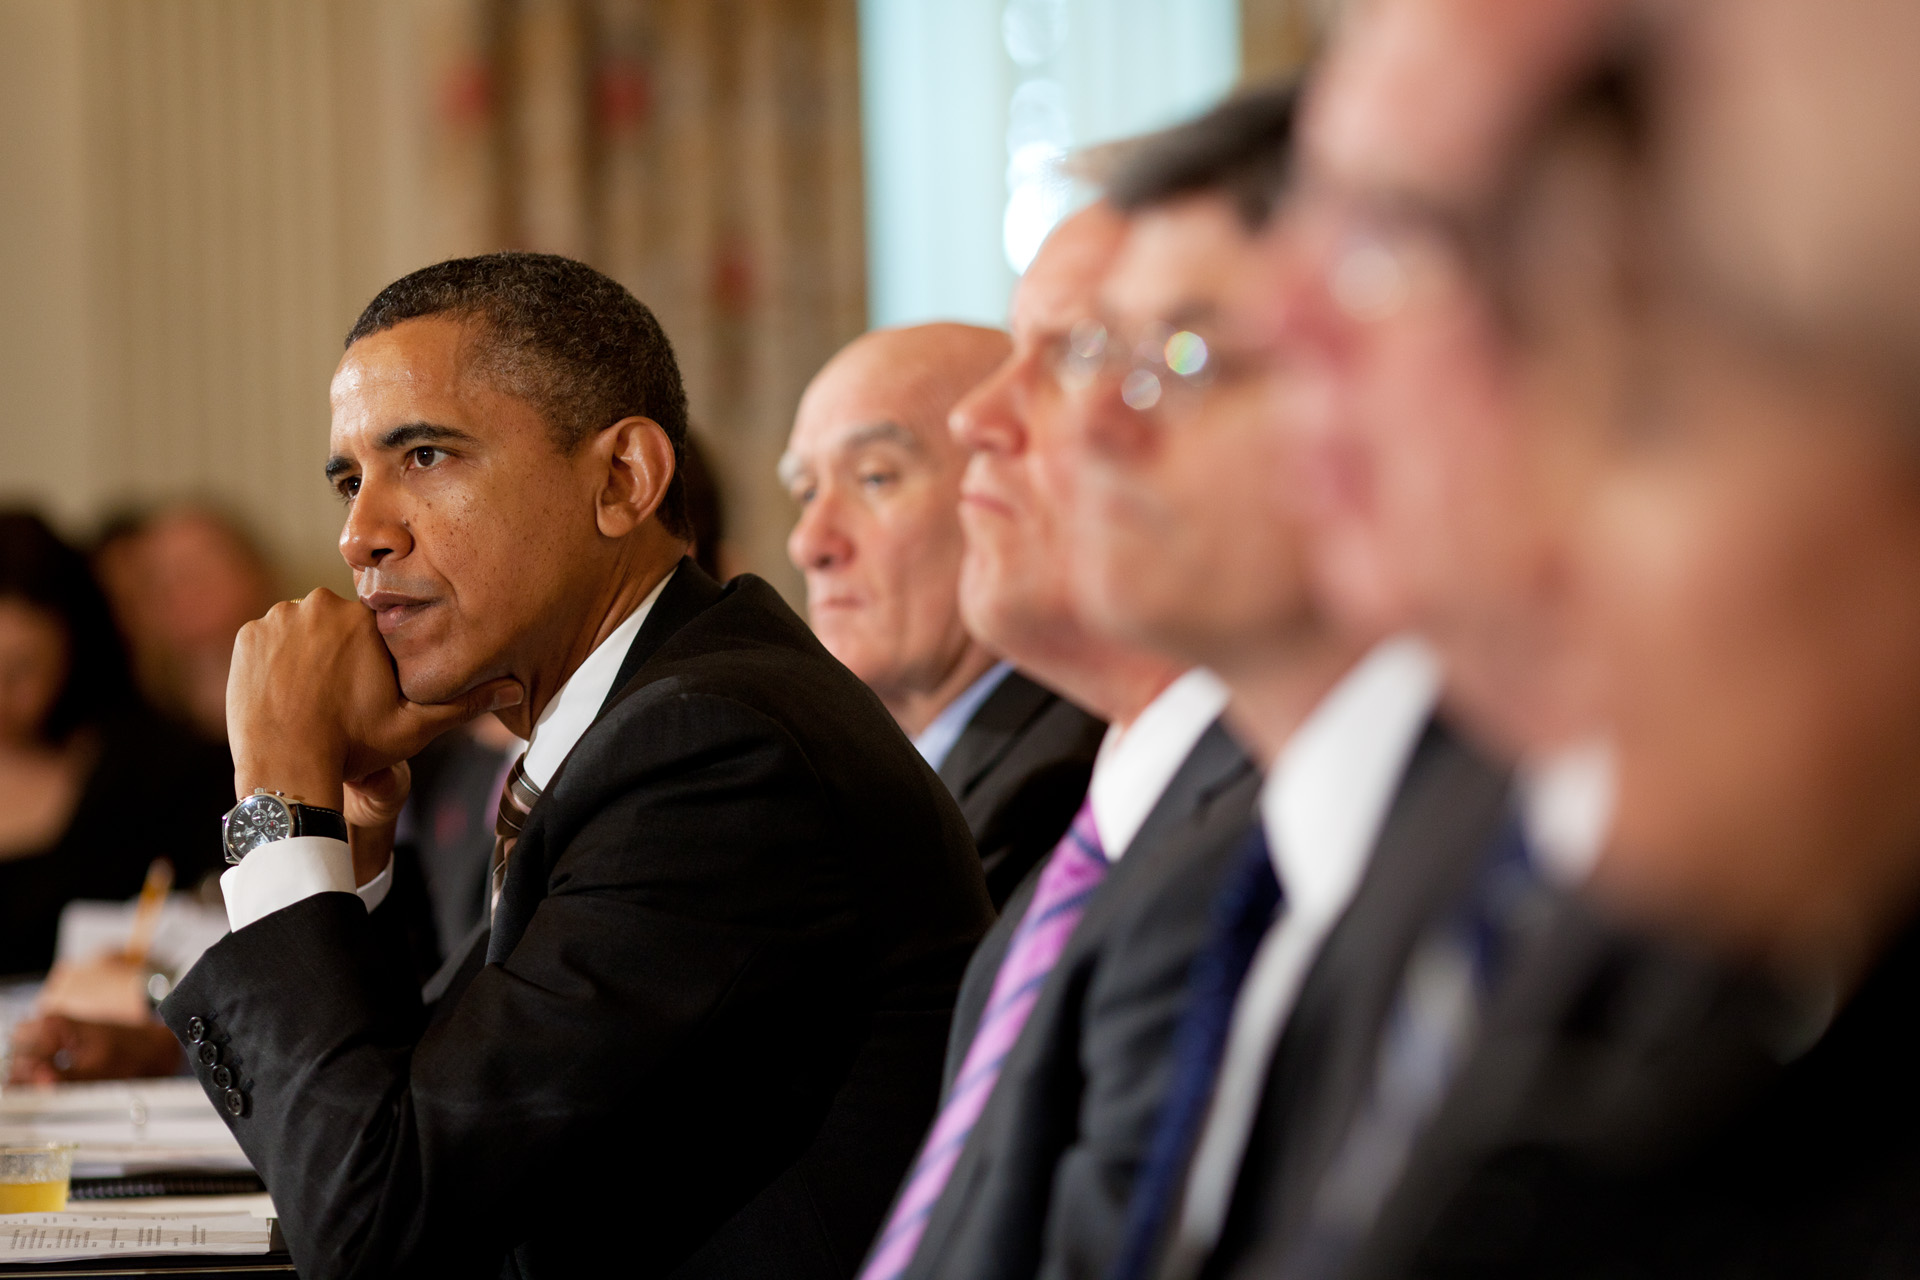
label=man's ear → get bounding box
[594,415,676,538]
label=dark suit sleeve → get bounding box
[940,679,1104,911]
[160,692,857,1280]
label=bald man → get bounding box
[785,324,1106,907]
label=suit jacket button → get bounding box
[197,1042,220,1067]
[223,1089,246,1118]
[186,1017,208,1044]
[211,1066,234,1090]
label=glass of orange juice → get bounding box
[0,1144,79,1213]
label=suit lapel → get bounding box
[599,557,724,718]
[913,718,1259,1275]
[936,671,1060,798]
[487,558,723,964]
[1125,720,1256,863]
[1343,896,1766,1279]
[1222,716,1512,1260]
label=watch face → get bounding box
[224,794,293,863]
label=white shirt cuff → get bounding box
[356,855,394,913]
[220,837,390,932]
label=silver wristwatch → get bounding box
[221,789,349,865]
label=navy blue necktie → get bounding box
[1109,824,1283,1280]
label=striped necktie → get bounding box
[858,799,1109,1280]
[489,752,540,920]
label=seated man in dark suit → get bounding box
[783,324,1105,907]
[1266,8,1920,1275]
[855,206,1268,1280]
[157,253,993,1280]
[904,87,1508,1280]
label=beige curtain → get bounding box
[1240,0,1321,85]
[413,0,867,602]
[0,0,861,601]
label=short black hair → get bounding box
[1103,82,1299,231]
[0,511,134,744]
[346,252,692,538]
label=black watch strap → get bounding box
[291,804,349,844]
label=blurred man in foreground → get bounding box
[860,206,1261,1280]
[156,252,991,1279]
[785,324,1104,906]
[1257,0,1920,1274]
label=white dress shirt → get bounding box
[219,569,675,933]
[1518,737,1614,887]
[912,661,1016,773]
[1162,635,1442,1277]
[1088,668,1231,862]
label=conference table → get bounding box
[1,981,294,1278]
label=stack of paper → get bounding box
[54,896,230,977]
[0,1213,272,1263]
[0,1078,250,1177]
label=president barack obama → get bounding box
[160,253,992,1280]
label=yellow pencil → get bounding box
[124,858,175,967]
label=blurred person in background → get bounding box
[785,323,1107,907]
[93,502,277,744]
[861,207,1261,1280]
[0,512,229,977]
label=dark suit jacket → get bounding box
[901,718,1261,1280]
[160,562,994,1280]
[938,671,1106,910]
[1195,718,1512,1280]
[1344,896,1920,1280]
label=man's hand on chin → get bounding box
[227,588,523,818]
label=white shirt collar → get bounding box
[1261,635,1442,920]
[520,568,676,790]
[913,660,1016,772]
[1089,668,1231,862]
[1166,637,1442,1258]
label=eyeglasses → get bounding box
[1287,179,1485,324]
[1052,319,1216,413]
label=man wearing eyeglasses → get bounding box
[856,201,1268,1280]
[1035,86,1527,1280]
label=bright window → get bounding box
[860,0,1241,329]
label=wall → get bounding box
[0,0,423,594]
[0,0,866,602]
[407,0,867,604]
[0,1,93,539]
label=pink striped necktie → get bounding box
[858,799,1109,1280]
